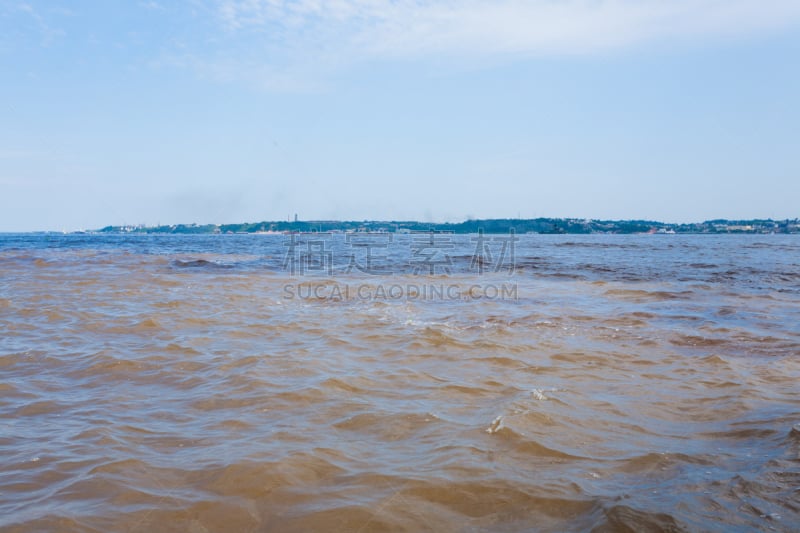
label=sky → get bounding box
[1,1,799,231]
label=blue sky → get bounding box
[1,1,799,231]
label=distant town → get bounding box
[95,218,800,235]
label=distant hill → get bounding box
[95,218,800,235]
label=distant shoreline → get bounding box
[84,217,799,235]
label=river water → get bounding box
[1,233,798,532]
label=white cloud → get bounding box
[214,0,800,57]
[176,1,800,89]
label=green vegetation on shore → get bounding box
[96,218,800,235]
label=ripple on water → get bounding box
[2,235,800,531]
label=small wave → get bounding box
[14,400,67,417]
[615,452,714,474]
[699,427,779,440]
[171,259,234,269]
[669,334,728,348]
[688,262,717,269]
[485,415,585,460]
[599,504,687,532]
[555,242,641,249]
[604,289,694,301]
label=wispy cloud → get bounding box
[0,149,42,159]
[175,0,800,89]
[214,0,800,56]
[139,1,165,11]
[8,2,65,46]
